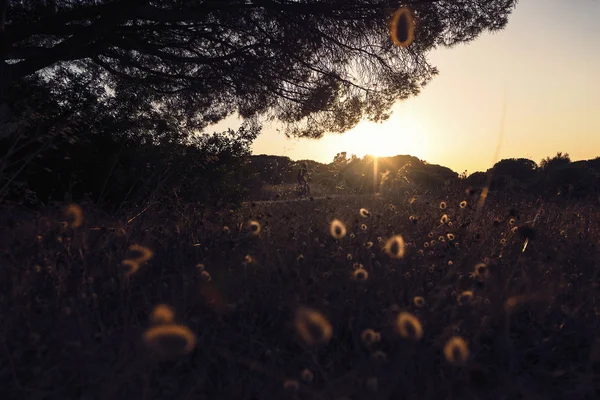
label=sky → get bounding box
[208,0,600,174]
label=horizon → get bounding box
[250,151,598,175]
[209,0,600,174]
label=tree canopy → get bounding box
[1,0,517,138]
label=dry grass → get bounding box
[1,190,600,399]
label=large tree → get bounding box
[1,0,517,138]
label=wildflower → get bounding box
[361,224,368,231]
[301,369,314,383]
[384,235,406,259]
[371,350,387,363]
[122,244,153,276]
[413,296,425,308]
[409,195,418,204]
[395,312,423,340]
[283,379,300,392]
[297,254,305,262]
[196,263,205,271]
[500,238,507,245]
[65,204,83,228]
[330,219,347,239]
[447,233,455,241]
[390,6,415,48]
[459,200,467,209]
[353,268,369,281]
[200,270,212,282]
[244,255,254,264]
[438,236,445,242]
[511,226,518,233]
[222,226,230,233]
[444,336,469,365]
[143,324,197,357]
[350,233,356,239]
[423,242,429,248]
[360,208,370,217]
[294,307,332,346]
[361,329,381,346]
[150,304,175,325]
[474,263,488,279]
[448,260,454,266]
[440,214,449,224]
[439,201,447,210]
[457,291,474,305]
[365,241,374,249]
[377,236,383,242]
[509,218,516,225]
[249,220,261,235]
[417,249,424,256]
[352,262,363,270]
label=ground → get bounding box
[1,190,600,400]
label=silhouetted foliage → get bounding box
[2,0,517,137]
[0,78,259,209]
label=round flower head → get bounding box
[439,201,447,210]
[395,312,423,341]
[384,235,406,259]
[249,220,261,235]
[150,304,175,325]
[413,296,425,308]
[371,350,387,363]
[122,244,153,277]
[457,291,474,305]
[459,200,467,209]
[360,208,370,217]
[447,233,456,241]
[390,6,415,47]
[294,307,332,346]
[474,263,488,279]
[301,368,314,383]
[440,214,449,224]
[65,204,84,228]
[444,336,469,365]
[283,379,300,392]
[353,268,369,281]
[143,324,197,358]
[330,219,347,239]
[361,328,381,346]
[200,270,212,282]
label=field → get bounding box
[1,189,600,400]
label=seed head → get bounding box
[444,336,469,365]
[330,219,347,239]
[395,312,423,341]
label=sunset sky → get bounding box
[211,0,600,174]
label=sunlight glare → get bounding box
[338,115,427,159]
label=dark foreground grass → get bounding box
[1,191,600,400]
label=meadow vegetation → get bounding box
[1,184,600,399]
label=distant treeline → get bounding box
[250,151,600,200]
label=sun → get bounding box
[339,114,427,159]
